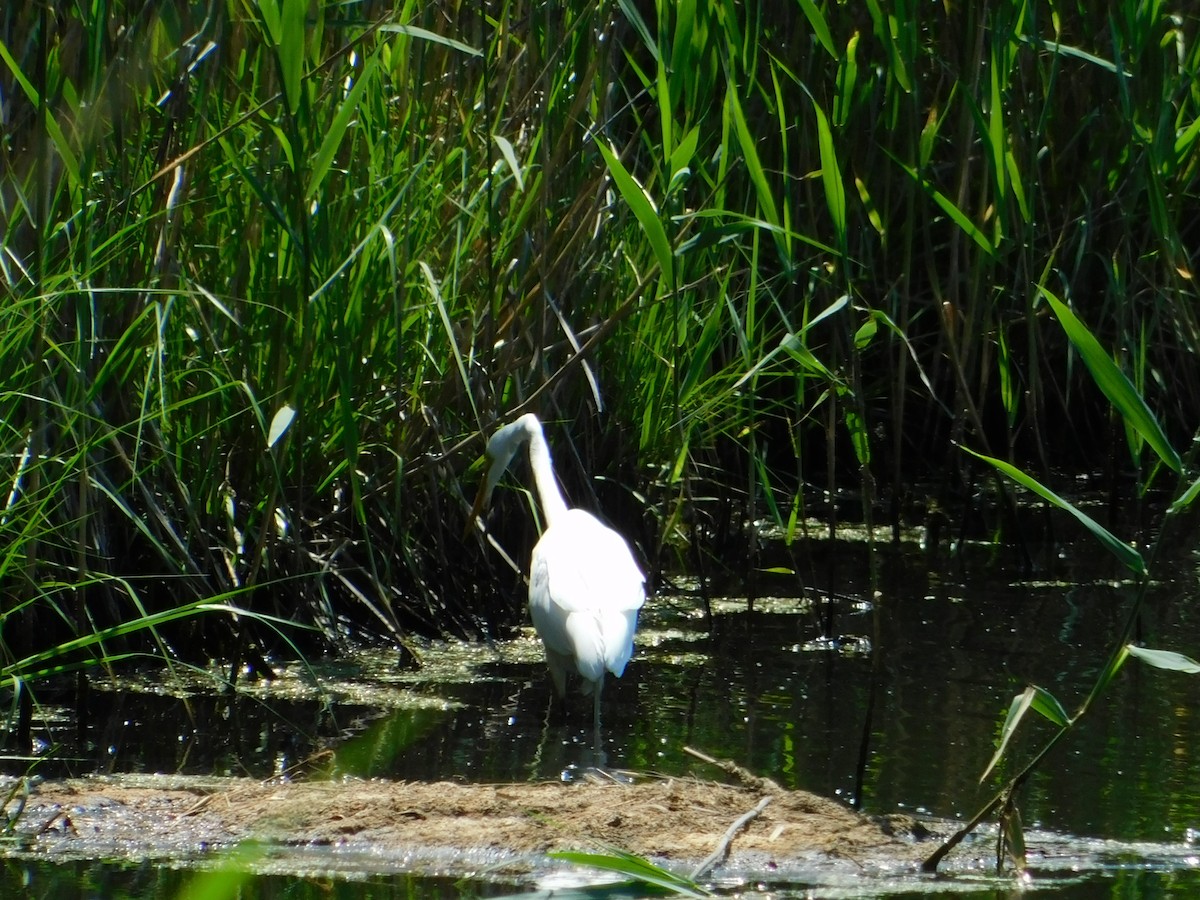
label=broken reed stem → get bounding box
[683,745,784,794]
[690,795,773,881]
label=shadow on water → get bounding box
[0,857,520,900]
[5,529,1200,896]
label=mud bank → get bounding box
[5,773,944,881]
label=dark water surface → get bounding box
[5,529,1200,896]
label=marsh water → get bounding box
[5,521,1200,897]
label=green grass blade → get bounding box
[549,849,712,897]
[280,0,307,114]
[421,262,476,419]
[0,35,38,103]
[889,153,995,256]
[595,139,673,284]
[1094,645,1132,698]
[1004,149,1030,223]
[1168,474,1200,515]
[1029,685,1070,726]
[961,446,1146,574]
[844,407,869,465]
[1126,645,1200,674]
[981,685,1068,783]
[378,24,483,58]
[614,0,660,62]
[981,687,1035,783]
[1175,115,1200,161]
[43,108,82,192]
[812,98,845,249]
[795,0,837,59]
[724,81,783,255]
[307,52,380,200]
[1038,286,1182,474]
[656,52,673,163]
[834,32,860,126]
[492,133,525,192]
[267,404,296,449]
[1020,34,1118,73]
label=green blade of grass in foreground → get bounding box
[549,849,713,897]
[980,684,1069,782]
[595,139,674,285]
[1039,286,1182,475]
[1125,645,1200,674]
[960,446,1146,575]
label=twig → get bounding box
[683,745,784,793]
[690,796,773,880]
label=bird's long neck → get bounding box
[525,424,569,528]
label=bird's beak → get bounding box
[464,477,491,539]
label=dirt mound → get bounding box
[8,773,937,878]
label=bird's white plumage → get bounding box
[470,413,645,748]
[529,507,644,692]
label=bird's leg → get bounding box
[528,688,553,781]
[592,675,606,769]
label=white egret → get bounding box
[468,413,645,757]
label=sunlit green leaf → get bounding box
[853,317,877,349]
[1021,35,1118,73]
[1004,149,1030,222]
[997,326,1018,426]
[656,55,673,163]
[1001,802,1026,872]
[669,127,700,185]
[961,446,1146,574]
[550,849,712,897]
[844,408,870,465]
[1168,474,1200,515]
[981,688,1033,782]
[307,53,380,199]
[795,0,837,59]
[0,35,38,103]
[1175,116,1200,160]
[854,175,884,236]
[1039,286,1182,474]
[379,24,483,57]
[890,153,995,256]
[596,139,673,284]
[1093,644,1132,698]
[988,48,1006,208]
[1028,685,1069,726]
[834,32,860,126]
[614,0,660,62]
[1126,645,1200,674]
[725,82,784,257]
[492,133,525,192]
[812,99,845,249]
[981,685,1068,783]
[267,404,296,449]
[864,0,911,92]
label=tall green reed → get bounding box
[923,282,1200,873]
[0,0,1196,685]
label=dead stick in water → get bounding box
[690,795,773,880]
[683,746,784,794]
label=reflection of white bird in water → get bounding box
[468,413,645,758]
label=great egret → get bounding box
[468,413,645,758]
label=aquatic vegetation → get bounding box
[924,275,1200,873]
[0,2,1197,838]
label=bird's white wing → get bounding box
[529,508,645,683]
[533,510,645,613]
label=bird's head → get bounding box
[465,416,533,535]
